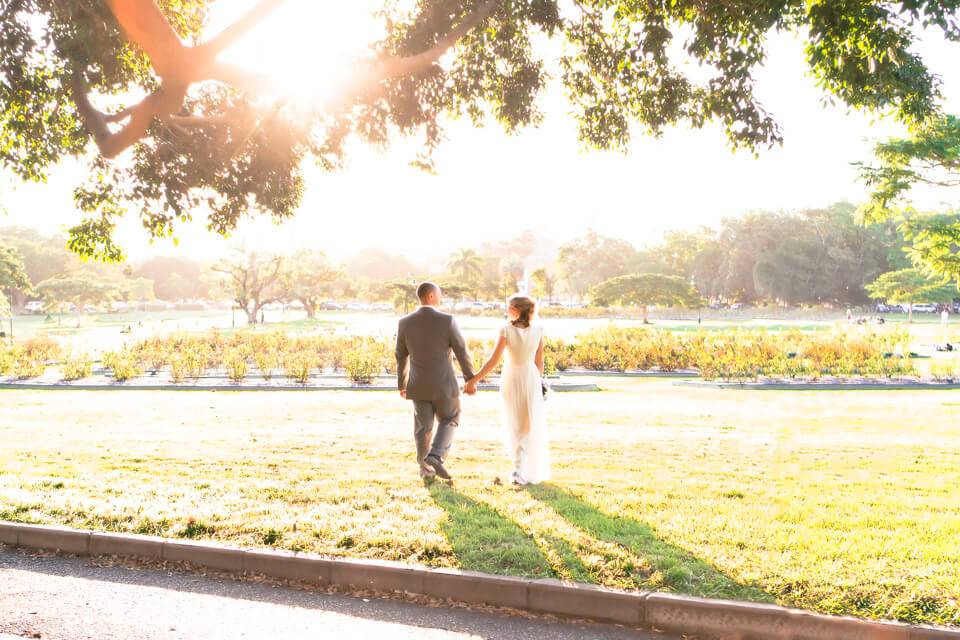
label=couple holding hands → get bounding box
[396,282,550,486]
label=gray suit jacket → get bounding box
[396,306,476,401]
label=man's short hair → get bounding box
[417,281,440,301]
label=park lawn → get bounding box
[1,381,958,627]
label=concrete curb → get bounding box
[675,380,960,391]
[1,521,956,639]
[558,369,699,378]
[0,382,599,393]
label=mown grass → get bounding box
[0,381,958,627]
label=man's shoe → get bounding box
[419,460,436,480]
[424,455,452,480]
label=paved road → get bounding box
[0,548,675,640]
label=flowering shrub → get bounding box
[99,325,932,383]
[344,347,382,384]
[253,346,280,380]
[0,346,15,375]
[224,349,248,383]
[22,337,62,363]
[14,356,46,379]
[61,353,93,381]
[169,354,188,383]
[104,350,142,382]
[930,360,960,383]
[283,352,316,384]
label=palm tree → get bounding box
[447,248,485,287]
[530,268,557,303]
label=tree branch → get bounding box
[166,114,232,127]
[374,0,499,79]
[205,61,273,95]
[72,74,187,158]
[84,0,499,161]
[102,106,137,124]
[106,0,189,79]
[196,0,287,60]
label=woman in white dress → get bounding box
[464,295,550,485]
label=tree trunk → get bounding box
[908,302,913,324]
[304,300,317,319]
[245,304,258,324]
[642,305,651,324]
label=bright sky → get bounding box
[2,1,959,264]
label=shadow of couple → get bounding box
[427,481,770,602]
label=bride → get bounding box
[465,295,550,485]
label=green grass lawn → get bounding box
[1,380,958,627]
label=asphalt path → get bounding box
[0,547,678,640]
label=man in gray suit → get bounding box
[396,282,477,480]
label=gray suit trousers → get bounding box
[413,396,461,464]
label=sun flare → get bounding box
[211,0,383,107]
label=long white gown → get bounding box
[500,324,550,484]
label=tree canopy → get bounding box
[0,242,31,315]
[688,204,904,305]
[4,0,959,259]
[865,267,955,321]
[858,115,960,289]
[559,230,639,299]
[276,249,341,318]
[589,272,701,321]
[212,248,284,323]
[859,115,960,223]
[35,273,121,313]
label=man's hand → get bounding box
[399,389,407,399]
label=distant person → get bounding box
[396,282,476,481]
[846,308,853,322]
[465,295,550,486]
[942,307,950,346]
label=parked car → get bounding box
[23,301,45,314]
[320,301,343,311]
[912,303,939,313]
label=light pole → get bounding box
[405,278,416,315]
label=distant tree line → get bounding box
[557,203,914,308]
[3,200,954,317]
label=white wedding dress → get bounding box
[500,324,550,484]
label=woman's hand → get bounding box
[464,378,478,395]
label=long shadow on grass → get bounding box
[428,483,553,579]
[525,483,772,602]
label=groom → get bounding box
[396,282,476,480]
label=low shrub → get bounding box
[61,354,93,381]
[283,352,316,384]
[252,342,280,379]
[21,337,62,363]
[930,360,960,383]
[224,349,248,383]
[344,348,382,385]
[0,346,15,375]
[14,357,46,380]
[169,354,187,383]
[104,325,933,384]
[108,350,142,382]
